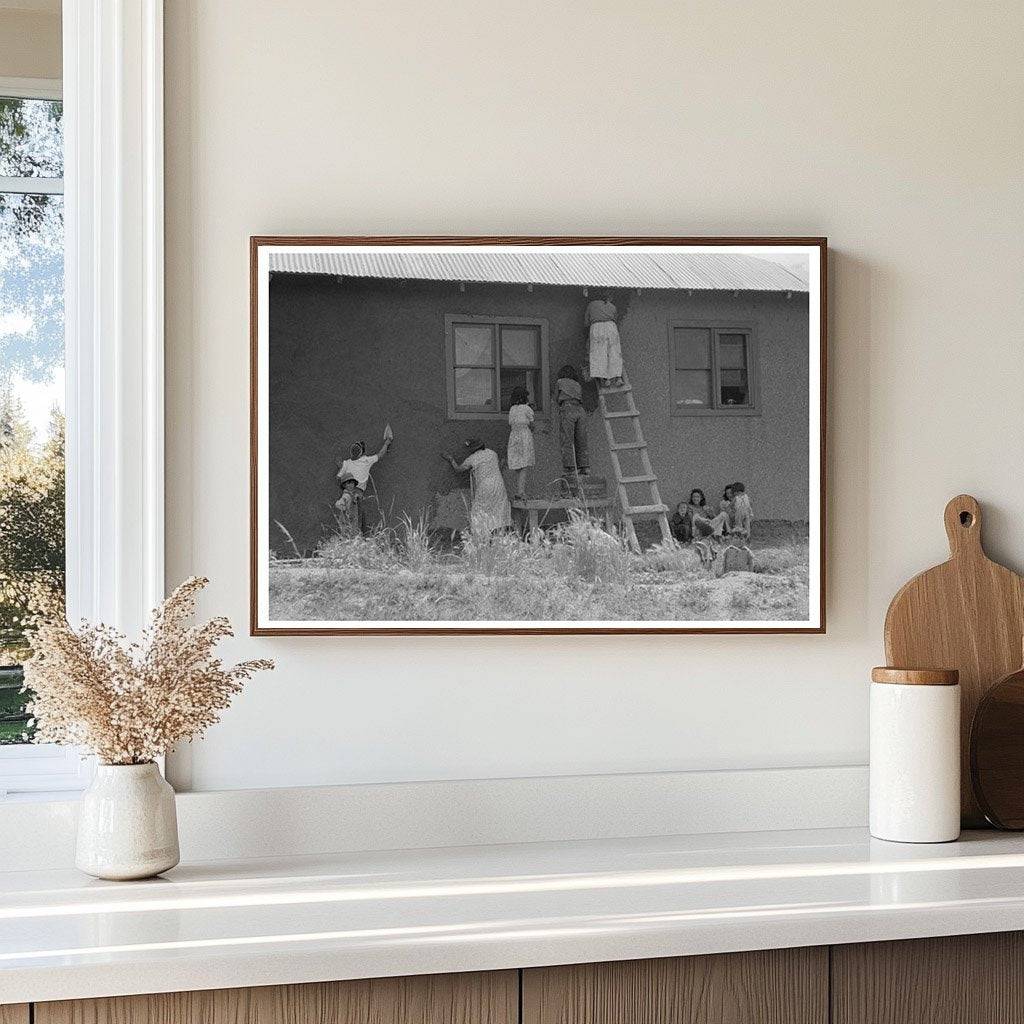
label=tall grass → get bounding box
[460,528,534,578]
[317,529,395,571]
[310,509,633,584]
[547,510,631,585]
[269,514,811,622]
[399,513,435,573]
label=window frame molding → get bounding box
[0,2,165,798]
[667,319,760,418]
[64,0,165,636]
[0,76,62,101]
[444,313,550,421]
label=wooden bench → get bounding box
[511,497,614,535]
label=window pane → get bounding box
[499,368,540,412]
[454,367,495,410]
[0,666,29,743]
[0,193,64,375]
[718,333,750,405]
[718,333,748,369]
[453,324,493,365]
[0,98,63,178]
[0,187,65,745]
[674,369,711,408]
[720,371,749,405]
[500,325,539,367]
[673,327,710,368]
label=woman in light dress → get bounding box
[442,438,512,537]
[689,485,732,540]
[506,386,535,501]
[585,291,623,387]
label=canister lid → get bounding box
[871,667,959,686]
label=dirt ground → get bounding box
[268,532,810,623]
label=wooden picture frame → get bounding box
[251,236,827,635]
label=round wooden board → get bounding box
[970,663,1024,829]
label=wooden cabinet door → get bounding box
[35,971,517,1024]
[523,948,828,1024]
[0,1006,29,1024]
[832,932,1024,1024]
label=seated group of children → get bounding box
[669,483,753,546]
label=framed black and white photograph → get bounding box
[250,237,826,635]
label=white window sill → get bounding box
[3,824,1024,1004]
[0,744,94,799]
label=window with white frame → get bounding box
[0,85,66,769]
[444,314,549,420]
[0,77,85,795]
[669,323,758,415]
[0,3,166,798]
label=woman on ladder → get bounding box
[585,291,623,388]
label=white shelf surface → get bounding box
[4,827,1024,1004]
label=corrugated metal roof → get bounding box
[267,249,809,292]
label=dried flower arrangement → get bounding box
[23,576,273,765]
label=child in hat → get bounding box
[334,472,361,539]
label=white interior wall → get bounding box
[163,0,1024,792]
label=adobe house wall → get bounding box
[267,274,809,553]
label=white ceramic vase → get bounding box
[76,762,180,880]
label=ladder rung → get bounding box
[619,474,658,484]
[610,441,647,451]
[604,410,639,419]
[623,504,669,516]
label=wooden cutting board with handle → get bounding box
[884,494,1024,826]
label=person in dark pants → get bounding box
[554,364,589,478]
[669,501,692,543]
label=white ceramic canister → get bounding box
[76,762,180,880]
[870,667,961,843]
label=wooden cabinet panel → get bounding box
[0,1006,29,1024]
[35,970,517,1024]
[522,948,828,1024]
[832,932,1024,1024]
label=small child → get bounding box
[669,501,692,544]
[729,481,754,542]
[334,472,361,539]
[506,386,535,501]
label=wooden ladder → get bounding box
[597,371,673,550]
